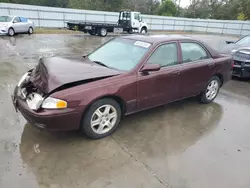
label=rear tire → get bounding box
[200,76,220,104]
[128,29,133,34]
[98,27,107,37]
[8,28,15,36]
[28,27,33,34]
[81,98,122,139]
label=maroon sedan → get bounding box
[12,35,233,139]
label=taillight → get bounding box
[231,60,234,68]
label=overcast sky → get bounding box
[179,0,191,8]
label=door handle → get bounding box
[172,70,180,75]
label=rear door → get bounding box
[179,41,215,99]
[137,42,181,110]
[19,17,29,32]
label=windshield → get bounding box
[0,16,13,22]
[236,35,250,45]
[88,38,151,71]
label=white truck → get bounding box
[66,10,148,37]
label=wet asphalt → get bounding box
[0,33,250,188]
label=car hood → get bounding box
[0,22,9,27]
[232,47,250,61]
[220,43,250,54]
[29,56,123,94]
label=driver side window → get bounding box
[147,43,178,67]
[134,13,140,20]
[13,17,21,23]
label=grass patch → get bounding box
[34,28,82,34]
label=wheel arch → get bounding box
[83,94,127,118]
[141,26,147,32]
[8,27,15,33]
[213,73,224,87]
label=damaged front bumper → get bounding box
[11,72,83,131]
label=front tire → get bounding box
[8,28,15,36]
[200,76,220,104]
[140,27,147,34]
[81,98,122,139]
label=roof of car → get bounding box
[121,34,192,44]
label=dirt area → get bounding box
[0,33,250,188]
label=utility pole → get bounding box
[177,0,181,16]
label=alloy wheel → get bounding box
[206,80,219,100]
[91,104,117,134]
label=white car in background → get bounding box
[0,15,35,36]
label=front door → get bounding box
[137,42,181,110]
[132,12,141,31]
[12,17,23,32]
[179,42,215,98]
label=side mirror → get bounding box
[141,64,161,72]
[13,20,17,23]
[226,41,235,44]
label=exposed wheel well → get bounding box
[214,74,224,87]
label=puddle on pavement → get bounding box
[10,93,250,188]
[114,97,222,156]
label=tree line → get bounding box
[2,0,250,20]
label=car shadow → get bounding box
[113,97,223,155]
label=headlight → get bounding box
[231,49,237,55]
[42,97,67,109]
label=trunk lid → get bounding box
[30,57,122,94]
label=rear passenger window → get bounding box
[181,42,209,63]
[20,17,28,22]
[147,43,178,67]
